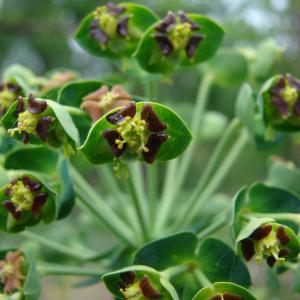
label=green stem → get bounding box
[37,262,103,276]
[163,265,189,279]
[147,164,159,230]
[127,171,149,242]
[194,269,212,287]
[155,75,213,232]
[172,130,248,230]
[65,105,87,117]
[20,231,96,260]
[70,165,138,247]
[197,215,227,240]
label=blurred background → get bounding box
[1,0,300,299]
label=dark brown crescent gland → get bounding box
[102,129,127,157]
[31,192,48,219]
[6,82,21,93]
[155,12,177,33]
[178,11,200,30]
[106,2,126,15]
[4,180,17,196]
[186,35,204,59]
[241,238,255,261]
[293,98,300,117]
[250,224,272,241]
[120,271,136,288]
[141,104,167,132]
[36,116,53,141]
[278,248,290,257]
[90,26,108,46]
[22,176,42,192]
[208,296,222,300]
[276,226,290,245]
[22,131,29,144]
[223,293,244,300]
[3,201,21,220]
[107,102,136,125]
[270,95,289,117]
[117,16,130,38]
[270,77,286,96]
[28,94,47,114]
[143,133,168,164]
[267,256,276,268]
[13,96,25,117]
[153,33,174,57]
[287,74,300,90]
[139,276,161,299]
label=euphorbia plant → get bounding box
[1,2,300,300]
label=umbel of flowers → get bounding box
[103,101,168,164]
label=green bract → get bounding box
[259,74,300,133]
[79,101,192,164]
[0,173,57,233]
[192,282,257,300]
[0,248,40,300]
[134,12,224,74]
[102,265,179,300]
[74,3,158,59]
[1,96,79,153]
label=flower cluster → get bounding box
[240,224,292,267]
[81,85,132,122]
[268,74,300,119]
[208,293,243,300]
[0,251,24,295]
[103,102,168,164]
[153,11,204,59]
[8,94,54,144]
[119,271,162,299]
[0,82,21,116]
[3,176,48,220]
[90,2,130,47]
[42,71,76,92]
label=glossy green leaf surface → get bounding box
[192,282,257,300]
[135,14,224,74]
[196,238,251,287]
[80,102,192,164]
[4,146,59,174]
[134,232,197,270]
[74,3,158,58]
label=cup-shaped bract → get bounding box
[0,249,40,300]
[2,94,79,153]
[75,2,158,59]
[0,174,56,233]
[102,265,179,300]
[238,222,300,268]
[259,74,300,132]
[80,101,192,165]
[135,11,224,74]
[192,282,257,300]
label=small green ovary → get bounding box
[93,7,118,38]
[170,23,192,50]
[282,84,298,107]
[8,111,39,137]
[9,181,34,212]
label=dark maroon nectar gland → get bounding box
[119,272,162,299]
[0,82,21,116]
[153,11,204,59]
[7,94,54,144]
[90,2,130,48]
[208,293,244,300]
[269,74,300,118]
[0,251,24,294]
[240,224,291,267]
[3,176,48,220]
[102,102,168,164]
